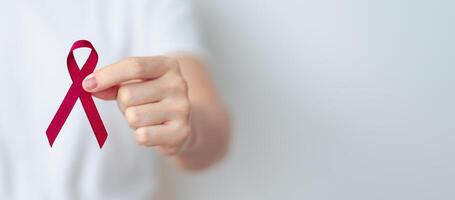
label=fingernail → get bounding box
[83,74,97,91]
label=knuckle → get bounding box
[165,57,179,70]
[127,57,146,76]
[169,77,188,94]
[125,107,141,127]
[174,100,190,116]
[126,57,140,66]
[134,129,150,146]
[117,87,134,106]
[179,125,191,141]
[173,123,190,144]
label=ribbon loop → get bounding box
[46,40,108,148]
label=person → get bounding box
[0,0,230,199]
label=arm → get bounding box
[82,55,230,171]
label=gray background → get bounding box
[161,0,455,199]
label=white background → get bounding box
[161,0,455,199]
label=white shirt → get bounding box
[0,0,204,199]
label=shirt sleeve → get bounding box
[129,0,207,58]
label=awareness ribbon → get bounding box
[46,40,108,148]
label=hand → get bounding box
[82,56,191,155]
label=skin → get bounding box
[82,54,230,171]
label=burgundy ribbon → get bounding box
[46,40,108,148]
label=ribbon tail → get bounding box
[46,83,81,147]
[79,91,108,148]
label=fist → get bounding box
[83,56,191,155]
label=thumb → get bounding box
[85,85,119,100]
[82,72,117,100]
